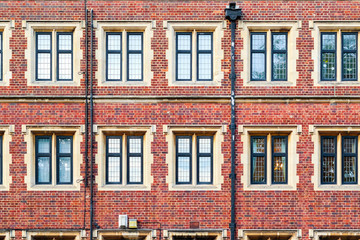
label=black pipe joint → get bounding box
[225,3,242,21]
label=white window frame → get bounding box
[23,125,83,191]
[239,230,301,240]
[165,21,225,86]
[0,125,14,191]
[310,230,360,240]
[164,125,225,191]
[240,125,300,191]
[0,20,14,86]
[95,21,155,86]
[240,20,300,87]
[95,125,154,191]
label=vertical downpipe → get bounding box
[225,3,242,240]
[90,8,94,240]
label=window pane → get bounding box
[37,53,51,79]
[129,138,141,154]
[38,138,50,154]
[252,34,265,50]
[58,53,72,80]
[343,156,357,183]
[343,52,356,80]
[322,156,336,183]
[273,53,286,80]
[343,34,356,51]
[0,34,2,51]
[273,156,286,183]
[128,53,142,80]
[178,156,190,182]
[322,34,336,50]
[252,156,265,183]
[322,52,336,80]
[273,138,286,153]
[177,53,191,79]
[198,156,211,183]
[178,137,190,153]
[37,34,51,50]
[322,137,336,154]
[0,53,2,78]
[198,34,211,51]
[107,53,121,80]
[252,138,265,153]
[108,138,121,154]
[251,53,265,80]
[128,34,142,51]
[198,53,212,80]
[273,34,286,51]
[37,156,50,183]
[108,34,121,51]
[58,34,72,51]
[58,137,71,154]
[198,138,211,154]
[343,137,356,154]
[129,156,141,183]
[58,156,71,183]
[108,156,121,183]
[177,34,191,51]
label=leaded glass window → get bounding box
[342,136,358,184]
[272,136,288,184]
[250,136,266,184]
[56,136,72,184]
[57,33,73,81]
[36,33,52,81]
[272,33,287,81]
[321,136,337,184]
[342,33,357,81]
[106,33,122,81]
[127,33,143,81]
[251,33,266,81]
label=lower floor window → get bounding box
[106,135,143,184]
[321,135,358,184]
[176,135,213,185]
[35,134,73,184]
[251,135,288,184]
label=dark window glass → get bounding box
[127,136,143,184]
[342,136,358,184]
[321,33,336,81]
[342,33,357,81]
[57,33,73,81]
[321,136,337,184]
[106,33,122,81]
[56,136,73,184]
[0,32,2,81]
[251,136,267,184]
[36,33,52,81]
[127,33,143,81]
[35,136,52,184]
[272,33,287,81]
[197,33,213,81]
[176,33,192,81]
[176,136,192,184]
[251,33,266,81]
[272,136,288,184]
[106,136,122,184]
[197,136,213,184]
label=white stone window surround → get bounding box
[0,125,14,191]
[96,230,153,240]
[0,230,10,240]
[167,230,223,240]
[95,125,155,191]
[239,125,301,191]
[24,230,82,240]
[23,20,84,86]
[311,21,360,86]
[309,230,360,240]
[239,20,300,87]
[164,125,225,191]
[164,20,226,86]
[95,20,155,87]
[310,125,360,191]
[0,20,14,87]
[23,125,84,191]
[238,229,301,240]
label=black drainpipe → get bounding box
[225,3,242,240]
[90,8,95,240]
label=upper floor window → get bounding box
[250,32,287,81]
[176,32,213,81]
[321,32,357,81]
[176,135,213,184]
[35,32,73,81]
[106,32,143,82]
[251,135,288,184]
[35,135,73,185]
[106,135,144,184]
[321,135,358,184]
